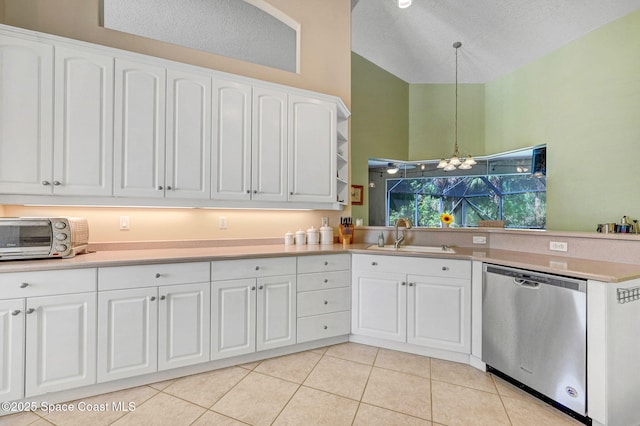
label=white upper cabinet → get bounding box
[211,78,252,200]
[165,69,212,199]
[0,36,53,194]
[251,86,288,202]
[113,58,167,198]
[54,46,114,196]
[288,95,337,203]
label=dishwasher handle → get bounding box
[514,278,540,289]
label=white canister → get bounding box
[307,226,319,245]
[320,226,334,245]
[295,229,306,246]
[284,231,294,246]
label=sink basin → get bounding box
[367,245,456,254]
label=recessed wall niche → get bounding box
[102,0,299,73]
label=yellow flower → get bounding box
[440,213,453,224]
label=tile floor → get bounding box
[1,343,584,426]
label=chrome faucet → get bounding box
[394,217,413,248]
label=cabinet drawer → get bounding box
[297,311,350,343]
[352,254,470,279]
[211,257,295,281]
[298,287,350,317]
[297,254,350,274]
[0,268,97,298]
[297,270,350,292]
[98,262,209,290]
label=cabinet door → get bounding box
[256,275,296,351]
[53,46,114,196]
[211,279,256,360]
[211,79,251,200]
[407,274,471,353]
[165,69,211,199]
[25,292,97,397]
[97,287,158,382]
[158,282,210,371]
[0,36,53,194]
[351,271,406,342]
[0,299,25,402]
[251,86,287,201]
[113,59,166,198]
[288,95,337,203]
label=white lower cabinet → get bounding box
[351,254,471,353]
[211,258,296,360]
[0,269,97,401]
[97,262,210,383]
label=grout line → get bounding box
[490,374,515,426]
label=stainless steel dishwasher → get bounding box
[482,264,588,421]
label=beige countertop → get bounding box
[0,243,638,283]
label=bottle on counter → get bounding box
[378,232,385,247]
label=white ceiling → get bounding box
[351,0,640,83]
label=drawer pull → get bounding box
[324,261,329,266]
[371,262,378,266]
[11,310,21,316]
[409,282,414,287]
[401,282,406,286]
[150,296,156,301]
[259,285,264,290]
[26,308,35,314]
[155,273,161,278]
[20,282,29,288]
[160,295,166,300]
[442,266,449,271]
[323,325,328,330]
[255,266,260,271]
[324,279,329,283]
[251,286,256,291]
[157,185,163,190]
[324,300,328,305]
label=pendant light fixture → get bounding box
[437,42,476,171]
[397,0,412,8]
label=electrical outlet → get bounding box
[549,241,568,252]
[472,236,487,244]
[119,216,130,230]
[219,216,228,229]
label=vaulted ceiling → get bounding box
[351,0,640,83]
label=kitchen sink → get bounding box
[367,244,456,254]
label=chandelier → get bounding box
[437,42,476,171]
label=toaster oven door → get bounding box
[0,219,52,257]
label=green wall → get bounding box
[351,52,409,223]
[485,8,640,231]
[409,83,485,160]
[352,9,640,231]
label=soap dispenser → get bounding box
[377,232,385,247]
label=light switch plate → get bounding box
[119,216,130,230]
[219,216,228,229]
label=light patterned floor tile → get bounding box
[431,380,510,426]
[374,348,431,378]
[163,367,249,408]
[211,372,298,426]
[191,410,249,425]
[112,392,205,426]
[502,395,584,426]
[0,411,41,426]
[324,342,378,365]
[272,386,358,426]
[254,351,322,383]
[353,403,432,426]
[431,358,497,393]
[42,385,158,426]
[303,356,372,400]
[362,367,431,420]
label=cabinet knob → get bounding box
[20,282,29,288]
[371,262,378,266]
[247,190,251,194]
[160,295,166,300]
[253,190,257,194]
[255,266,261,271]
[155,273,161,278]
[157,186,163,190]
[324,279,328,283]
[53,180,61,186]
[323,325,328,330]
[409,282,414,287]
[167,186,172,190]
[259,285,264,290]
[11,310,21,316]
[290,192,293,195]
[401,282,406,286]
[26,308,35,314]
[251,286,256,291]
[42,180,51,186]
[150,296,156,301]
[442,266,449,271]
[324,300,328,305]
[324,261,329,266]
